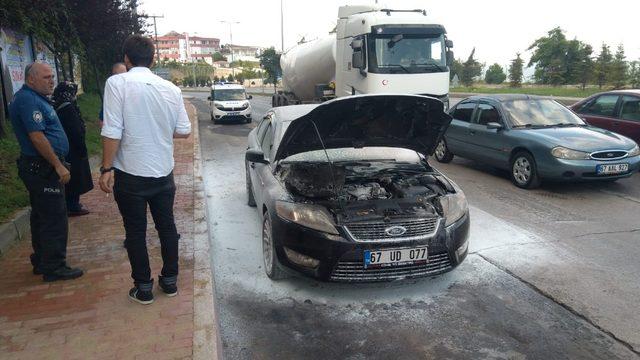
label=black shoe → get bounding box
[129,284,154,305]
[42,266,84,282]
[30,254,41,274]
[158,275,178,297]
[33,267,42,275]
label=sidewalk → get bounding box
[0,101,217,359]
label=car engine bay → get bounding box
[277,161,451,223]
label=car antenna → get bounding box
[309,119,345,212]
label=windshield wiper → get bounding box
[387,64,412,74]
[414,62,448,72]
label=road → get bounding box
[185,91,640,359]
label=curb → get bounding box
[0,209,30,257]
[187,100,222,360]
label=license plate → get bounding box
[364,247,428,268]
[227,112,240,116]
[596,163,628,175]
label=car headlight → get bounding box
[214,102,224,110]
[241,102,249,109]
[275,201,339,235]
[439,190,468,227]
[628,145,640,157]
[551,146,591,160]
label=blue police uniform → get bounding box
[9,84,71,277]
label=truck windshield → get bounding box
[368,33,446,74]
[213,89,246,101]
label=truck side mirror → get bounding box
[445,39,454,48]
[446,50,454,67]
[350,39,363,50]
[352,51,364,70]
[207,96,212,101]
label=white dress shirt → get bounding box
[101,67,191,178]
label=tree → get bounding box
[508,53,524,87]
[259,47,282,92]
[594,44,613,89]
[573,44,594,90]
[485,63,507,84]
[227,74,235,82]
[628,61,640,88]
[213,75,220,83]
[609,44,627,89]
[460,48,483,87]
[212,52,227,62]
[527,27,569,85]
[449,59,463,81]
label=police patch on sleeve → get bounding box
[32,111,43,123]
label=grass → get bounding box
[450,86,609,98]
[0,93,102,222]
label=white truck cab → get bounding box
[208,83,253,124]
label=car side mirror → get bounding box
[247,95,253,100]
[486,122,503,130]
[246,149,269,164]
[207,96,212,101]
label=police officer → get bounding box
[9,62,83,282]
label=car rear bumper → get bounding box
[270,211,470,282]
[537,156,640,181]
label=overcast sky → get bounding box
[139,0,640,71]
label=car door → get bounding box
[467,102,511,167]
[577,94,621,133]
[446,101,477,158]
[247,114,272,205]
[615,95,640,144]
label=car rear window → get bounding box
[451,102,475,122]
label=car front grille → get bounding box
[330,252,452,282]
[590,150,628,160]
[343,217,440,243]
[219,106,245,111]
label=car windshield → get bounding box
[503,99,586,127]
[368,33,446,74]
[282,147,421,164]
[213,89,246,101]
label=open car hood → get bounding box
[274,94,452,161]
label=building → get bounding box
[222,44,262,63]
[155,31,220,63]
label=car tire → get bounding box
[246,166,256,207]
[434,139,454,163]
[262,213,285,280]
[210,111,214,121]
[510,151,541,189]
[246,116,252,124]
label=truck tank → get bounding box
[280,36,336,102]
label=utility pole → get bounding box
[220,20,239,76]
[147,14,164,64]
[280,0,284,53]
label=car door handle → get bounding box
[469,130,476,135]
[250,163,256,169]
[612,122,619,126]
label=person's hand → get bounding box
[55,164,71,185]
[99,171,114,193]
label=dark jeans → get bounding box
[113,169,180,286]
[17,156,68,273]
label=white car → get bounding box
[208,84,253,124]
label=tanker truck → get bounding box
[273,4,454,109]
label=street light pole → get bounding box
[147,15,164,65]
[280,0,284,53]
[220,20,240,77]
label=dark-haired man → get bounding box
[9,62,84,282]
[99,35,191,305]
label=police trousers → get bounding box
[113,169,180,286]
[17,156,68,272]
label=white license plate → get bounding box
[364,247,428,268]
[596,163,628,175]
[226,112,240,116]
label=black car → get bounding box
[245,95,470,282]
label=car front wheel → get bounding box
[434,139,454,163]
[510,151,540,189]
[262,214,285,280]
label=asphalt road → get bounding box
[185,91,640,359]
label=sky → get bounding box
[139,0,640,75]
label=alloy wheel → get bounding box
[262,217,274,273]
[512,156,532,185]
[435,140,446,160]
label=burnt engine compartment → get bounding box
[277,162,448,223]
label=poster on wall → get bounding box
[0,28,34,95]
[34,41,58,84]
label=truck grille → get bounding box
[330,252,452,282]
[343,218,440,243]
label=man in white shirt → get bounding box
[99,35,191,305]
